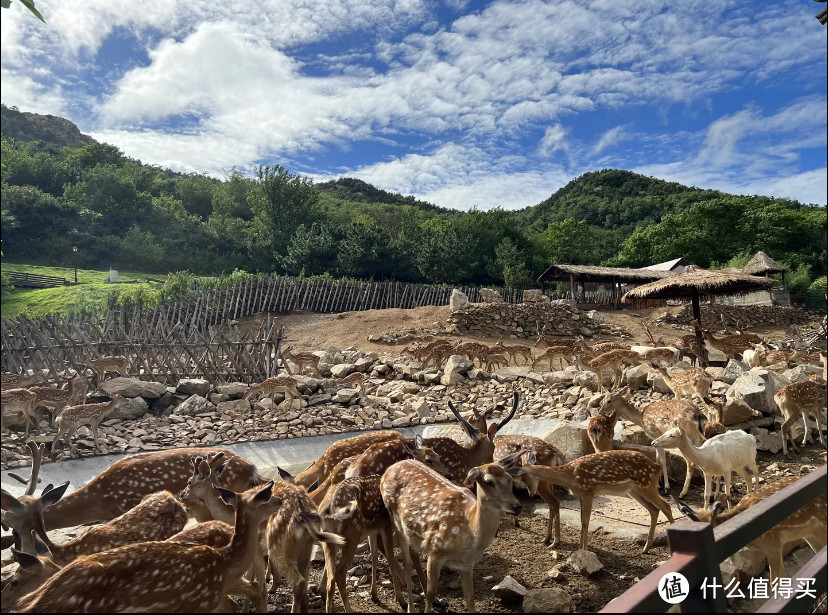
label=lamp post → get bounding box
[72,246,78,284]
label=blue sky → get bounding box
[2,0,826,209]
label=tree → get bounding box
[1,0,44,22]
[494,238,533,288]
[282,223,339,276]
[337,217,394,279]
[248,165,319,270]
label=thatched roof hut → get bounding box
[622,265,774,341]
[537,264,671,308]
[743,251,789,276]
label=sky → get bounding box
[1,0,826,210]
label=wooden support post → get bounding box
[570,274,576,301]
[692,291,705,346]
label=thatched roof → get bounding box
[743,251,789,275]
[640,257,686,272]
[538,264,671,285]
[622,265,774,301]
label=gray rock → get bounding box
[720,547,766,588]
[100,377,167,399]
[175,395,216,417]
[216,382,249,397]
[726,372,771,415]
[721,397,760,425]
[493,366,533,382]
[543,422,590,460]
[176,378,212,397]
[646,371,672,394]
[450,289,469,311]
[479,288,504,303]
[586,310,604,325]
[623,364,650,390]
[110,396,149,420]
[332,388,359,404]
[216,399,250,417]
[522,289,543,303]
[750,427,783,454]
[784,364,823,383]
[353,357,375,373]
[565,549,603,576]
[574,371,600,392]
[492,575,527,601]
[307,393,333,406]
[150,392,176,412]
[412,400,431,418]
[523,588,572,613]
[331,364,355,378]
[721,360,749,385]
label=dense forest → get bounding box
[1,104,826,291]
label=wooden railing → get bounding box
[602,465,827,613]
[5,271,70,288]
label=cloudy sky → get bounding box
[2,0,826,209]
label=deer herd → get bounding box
[0,319,826,612]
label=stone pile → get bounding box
[655,304,820,329]
[448,302,586,339]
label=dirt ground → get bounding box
[250,304,801,354]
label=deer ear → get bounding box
[217,488,237,506]
[31,530,53,558]
[506,467,525,477]
[198,460,211,477]
[483,406,497,420]
[497,449,526,468]
[307,479,319,493]
[41,482,69,507]
[253,481,275,503]
[525,451,538,465]
[276,466,294,482]
[11,549,43,571]
[487,423,498,439]
[215,462,228,476]
[711,499,725,518]
[332,500,358,522]
[1,489,24,513]
[464,468,482,487]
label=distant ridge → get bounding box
[1,104,97,148]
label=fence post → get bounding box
[667,521,727,613]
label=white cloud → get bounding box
[538,124,567,155]
[590,125,630,156]
[0,68,66,115]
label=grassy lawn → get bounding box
[1,263,167,319]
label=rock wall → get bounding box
[448,302,586,339]
[656,304,821,329]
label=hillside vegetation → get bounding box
[1,104,825,291]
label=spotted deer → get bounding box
[401,344,431,364]
[451,341,492,368]
[279,456,358,506]
[292,431,403,489]
[421,392,519,482]
[1,372,46,391]
[85,355,131,386]
[339,371,366,394]
[483,351,509,372]
[381,451,525,613]
[18,481,282,613]
[282,346,322,377]
[319,475,406,612]
[532,345,575,371]
[692,320,762,360]
[510,449,674,553]
[465,405,568,546]
[639,346,681,367]
[678,475,827,583]
[575,349,641,391]
[1,441,260,543]
[651,364,713,404]
[773,378,827,456]
[0,387,39,435]
[345,435,449,479]
[244,374,304,410]
[587,408,618,453]
[493,337,533,366]
[28,374,89,427]
[51,394,125,455]
[598,387,707,497]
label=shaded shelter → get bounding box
[622,265,774,343]
[537,264,671,309]
[743,251,789,305]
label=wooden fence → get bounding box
[1,313,284,385]
[603,464,827,613]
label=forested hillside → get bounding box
[1,104,825,290]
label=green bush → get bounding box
[787,263,812,294]
[809,276,827,292]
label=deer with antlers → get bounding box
[18,480,282,613]
[281,346,322,377]
[1,387,39,435]
[774,377,827,457]
[292,431,403,489]
[319,475,406,612]
[381,450,526,613]
[28,373,89,427]
[1,442,260,549]
[677,476,827,583]
[509,449,674,553]
[597,387,707,497]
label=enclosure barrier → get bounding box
[5,271,70,289]
[601,464,827,613]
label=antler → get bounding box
[25,441,45,496]
[495,391,520,432]
[447,400,480,436]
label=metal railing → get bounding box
[601,465,827,613]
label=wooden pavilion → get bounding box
[537,264,671,309]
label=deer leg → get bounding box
[630,492,660,553]
[367,533,380,602]
[679,459,694,499]
[734,467,751,497]
[723,472,733,510]
[702,471,713,511]
[538,481,560,547]
[397,534,416,614]
[379,526,406,609]
[424,556,444,614]
[92,419,102,452]
[764,543,785,586]
[801,413,812,446]
[579,494,594,551]
[780,415,799,457]
[459,567,476,613]
[335,540,359,612]
[656,448,670,496]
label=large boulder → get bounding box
[109,396,149,421]
[784,364,823,383]
[523,588,572,613]
[450,289,469,312]
[586,310,604,325]
[176,378,212,397]
[543,421,591,459]
[646,371,672,394]
[100,377,167,399]
[216,382,249,398]
[330,364,355,378]
[750,427,783,454]
[492,575,527,601]
[721,397,760,426]
[622,364,650,390]
[174,394,216,417]
[522,289,544,303]
[721,360,749,385]
[441,355,473,386]
[493,366,533,382]
[726,371,771,415]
